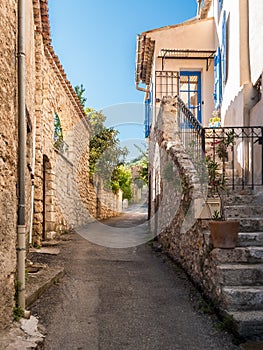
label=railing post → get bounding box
[201,128,206,156]
[261,127,263,186]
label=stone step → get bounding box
[238,218,263,233]
[225,205,263,219]
[41,239,60,247]
[224,191,263,206]
[217,264,263,286]
[238,232,263,247]
[211,247,263,264]
[226,310,263,340]
[222,286,263,311]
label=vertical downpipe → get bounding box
[29,120,36,244]
[17,0,26,310]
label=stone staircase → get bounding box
[224,189,263,232]
[212,190,263,340]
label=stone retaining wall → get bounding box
[150,97,224,303]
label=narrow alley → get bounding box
[29,206,240,350]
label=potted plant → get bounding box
[209,205,239,249]
[206,132,239,248]
[209,110,221,128]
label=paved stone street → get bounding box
[30,207,241,350]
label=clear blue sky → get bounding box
[49,0,197,111]
[49,1,197,160]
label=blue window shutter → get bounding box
[221,11,227,84]
[149,90,152,129]
[144,90,152,138]
[219,0,223,13]
[144,99,150,138]
[214,47,222,109]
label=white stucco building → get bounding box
[136,0,263,188]
[136,0,263,128]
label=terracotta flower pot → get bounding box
[209,220,239,248]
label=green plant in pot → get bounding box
[206,132,239,248]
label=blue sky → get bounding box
[49,0,197,110]
[49,0,197,159]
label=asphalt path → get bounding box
[30,205,241,350]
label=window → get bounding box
[180,71,202,123]
[54,112,63,149]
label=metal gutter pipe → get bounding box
[136,82,150,101]
[29,116,36,244]
[17,0,26,310]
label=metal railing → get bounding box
[177,97,205,176]
[204,126,263,190]
[176,97,263,190]
[155,71,179,102]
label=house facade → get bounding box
[136,0,263,340]
[136,0,263,215]
[137,0,263,128]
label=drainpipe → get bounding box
[29,117,36,244]
[17,0,26,311]
[136,82,150,101]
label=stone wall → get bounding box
[30,0,93,243]
[150,97,225,303]
[0,0,17,330]
[30,0,120,243]
[0,0,120,330]
[83,182,122,221]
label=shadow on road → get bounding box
[77,202,153,248]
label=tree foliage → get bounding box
[86,108,131,198]
[74,84,87,108]
[74,83,133,199]
[111,165,132,200]
[130,144,148,186]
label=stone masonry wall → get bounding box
[0,0,17,330]
[0,0,121,329]
[32,43,91,241]
[150,97,225,303]
[31,0,120,243]
[77,152,121,223]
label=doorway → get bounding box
[180,71,202,123]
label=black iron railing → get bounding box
[176,97,263,190]
[177,97,205,175]
[204,127,263,190]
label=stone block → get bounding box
[222,286,263,311]
[218,263,263,286]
